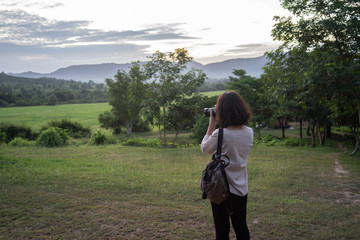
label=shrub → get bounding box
[9,137,34,146]
[88,130,107,145]
[41,119,91,138]
[254,135,310,147]
[279,138,309,147]
[190,116,209,143]
[104,134,117,145]
[36,127,70,147]
[132,118,151,133]
[98,111,150,134]
[0,123,35,143]
[0,130,6,144]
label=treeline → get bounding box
[0,72,108,107]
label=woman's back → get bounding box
[201,126,253,196]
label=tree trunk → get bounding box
[299,119,303,138]
[358,105,360,129]
[254,123,261,139]
[278,117,286,138]
[350,127,360,156]
[311,123,316,148]
[326,123,331,138]
[350,138,359,156]
[125,120,133,135]
[172,127,182,147]
[282,126,285,139]
[162,105,167,146]
[347,93,360,156]
[318,124,326,146]
[158,124,162,142]
[259,128,261,139]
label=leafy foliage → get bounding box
[144,48,206,146]
[0,123,35,143]
[98,110,122,134]
[41,119,91,138]
[36,127,70,147]
[0,130,6,144]
[9,137,35,146]
[190,116,209,144]
[264,0,360,154]
[102,62,148,134]
[254,135,309,147]
[167,94,205,146]
[190,95,219,143]
[88,130,107,145]
[226,69,272,133]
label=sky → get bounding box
[0,0,292,73]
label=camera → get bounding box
[204,107,215,117]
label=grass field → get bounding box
[0,103,111,131]
[200,90,224,98]
[0,143,359,239]
[1,95,360,239]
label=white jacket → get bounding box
[201,127,253,196]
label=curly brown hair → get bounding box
[215,91,252,128]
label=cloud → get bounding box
[141,23,198,41]
[0,10,195,47]
[0,9,199,72]
[18,54,54,61]
[225,43,281,56]
[1,0,64,9]
[40,2,64,9]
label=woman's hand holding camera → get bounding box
[206,109,217,135]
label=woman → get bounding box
[201,91,253,240]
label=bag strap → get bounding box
[217,128,233,215]
[215,128,223,160]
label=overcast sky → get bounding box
[0,0,292,73]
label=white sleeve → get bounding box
[200,129,219,155]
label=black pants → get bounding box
[211,194,249,240]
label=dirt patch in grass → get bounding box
[332,143,360,204]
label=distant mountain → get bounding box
[8,56,267,83]
[8,63,133,83]
[202,56,267,79]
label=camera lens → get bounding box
[204,107,215,117]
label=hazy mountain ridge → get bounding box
[8,56,267,83]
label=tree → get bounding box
[226,69,272,138]
[103,62,148,134]
[167,94,204,146]
[190,95,219,143]
[272,0,360,154]
[144,48,206,146]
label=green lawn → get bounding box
[0,103,111,131]
[0,143,359,239]
[200,90,224,98]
